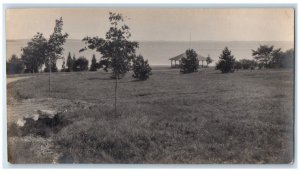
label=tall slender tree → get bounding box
[44,17,69,72]
[90,54,98,71]
[66,52,73,72]
[82,12,139,115]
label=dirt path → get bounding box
[7,76,32,84]
[7,77,95,163]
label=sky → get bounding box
[6,8,294,42]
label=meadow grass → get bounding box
[7,67,294,163]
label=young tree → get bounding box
[20,17,68,73]
[21,33,48,73]
[216,47,236,73]
[7,54,25,74]
[180,49,199,74]
[132,55,152,80]
[44,17,69,72]
[66,52,73,72]
[90,54,98,71]
[82,12,138,78]
[73,57,89,71]
[252,45,281,68]
[82,12,139,115]
[206,55,213,67]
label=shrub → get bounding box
[216,47,235,73]
[132,55,152,80]
[180,49,199,74]
[234,61,242,70]
[6,54,25,74]
[73,57,89,71]
[239,59,258,69]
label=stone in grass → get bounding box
[16,110,57,127]
[37,110,57,119]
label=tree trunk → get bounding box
[49,57,51,97]
[114,70,118,116]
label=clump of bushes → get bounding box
[235,59,258,70]
[73,57,89,71]
[132,55,152,81]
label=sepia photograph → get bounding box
[5,7,295,164]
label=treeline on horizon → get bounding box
[6,12,152,81]
[7,45,294,75]
[6,13,294,76]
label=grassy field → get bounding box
[7,67,294,163]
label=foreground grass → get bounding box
[7,67,294,163]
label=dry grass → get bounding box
[7,67,294,163]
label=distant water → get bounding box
[6,39,294,68]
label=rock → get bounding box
[37,110,57,119]
[17,119,26,127]
[16,110,57,127]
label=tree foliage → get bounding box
[180,49,199,74]
[132,55,152,80]
[269,48,294,68]
[21,33,48,73]
[252,45,281,68]
[7,54,25,74]
[90,54,98,71]
[66,52,73,72]
[206,55,213,67]
[73,56,89,71]
[44,17,69,72]
[82,12,139,78]
[216,47,236,73]
[234,61,242,70]
[20,17,68,73]
[240,59,257,69]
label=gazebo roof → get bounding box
[169,53,207,61]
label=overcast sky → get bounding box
[6,8,294,42]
